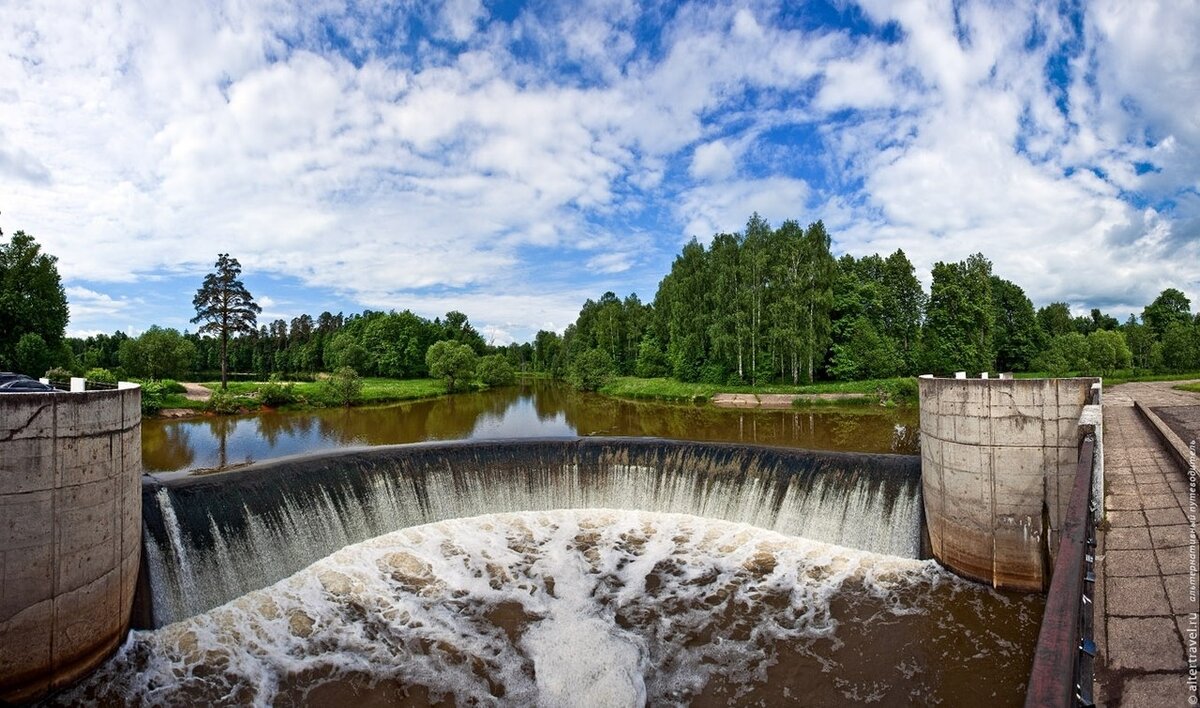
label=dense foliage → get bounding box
[528,213,1200,386]
[425,340,478,392]
[17,212,1195,396]
[0,229,69,372]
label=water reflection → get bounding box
[142,380,918,474]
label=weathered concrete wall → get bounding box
[0,387,141,703]
[919,377,1099,591]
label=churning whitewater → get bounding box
[60,509,1041,707]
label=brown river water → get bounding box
[142,380,920,474]
[50,382,1043,707]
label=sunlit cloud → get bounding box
[0,0,1195,342]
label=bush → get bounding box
[477,354,516,387]
[877,377,919,405]
[320,367,362,407]
[139,380,169,414]
[634,336,669,378]
[698,362,728,385]
[44,366,73,382]
[426,341,478,392]
[156,379,187,394]
[567,348,615,391]
[85,367,117,384]
[258,374,297,407]
[206,389,253,415]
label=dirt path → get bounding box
[181,382,212,401]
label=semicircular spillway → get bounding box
[140,438,923,627]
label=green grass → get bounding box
[157,394,207,410]
[198,377,449,408]
[598,376,914,403]
[1174,382,1200,394]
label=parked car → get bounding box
[0,372,32,385]
[0,378,57,392]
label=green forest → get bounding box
[3,214,1200,405]
[531,214,1200,388]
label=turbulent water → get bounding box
[140,440,923,626]
[59,510,1042,707]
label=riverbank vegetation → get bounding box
[5,222,1199,413]
[599,376,918,404]
[523,214,1200,399]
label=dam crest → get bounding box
[140,437,924,627]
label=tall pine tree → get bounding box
[192,254,262,389]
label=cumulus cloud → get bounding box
[0,0,1196,340]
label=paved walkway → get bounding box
[1096,381,1198,707]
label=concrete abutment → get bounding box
[919,376,1100,591]
[0,387,141,703]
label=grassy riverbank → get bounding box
[207,377,448,404]
[598,376,917,404]
[153,377,450,416]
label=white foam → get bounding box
[63,509,1000,706]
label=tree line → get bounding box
[3,221,1199,393]
[521,213,1200,387]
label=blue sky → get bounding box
[1,0,1197,344]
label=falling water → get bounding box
[139,438,923,627]
[64,509,1042,707]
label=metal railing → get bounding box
[1025,435,1097,707]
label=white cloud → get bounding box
[64,286,133,321]
[814,46,898,112]
[0,0,1196,340]
[690,140,736,180]
[680,178,811,242]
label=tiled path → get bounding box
[1095,381,1198,707]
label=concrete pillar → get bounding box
[918,377,1100,591]
[69,377,86,392]
[0,386,142,702]
[980,372,989,379]
[954,371,966,379]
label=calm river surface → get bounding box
[142,380,919,474]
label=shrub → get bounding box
[156,379,187,394]
[634,336,669,378]
[138,380,169,414]
[320,367,362,407]
[477,354,516,387]
[877,377,919,405]
[698,362,727,385]
[426,341,478,392]
[567,348,615,392]
[44,366,73,382]
[85,367,117,384]
[258,374,297,407]
[206,389,253,415]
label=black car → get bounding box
[0,372,32,385]
[0,378,57,392]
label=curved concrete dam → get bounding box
[140,437,925,627]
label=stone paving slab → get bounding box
[1120,674,1187,708]
[1107,617,1189,671]
[1095,381,1199,707]
[1152,405,1200,446]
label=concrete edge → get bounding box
[1132,400,1192,471]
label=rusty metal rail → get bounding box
[1025,436,1097,707]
